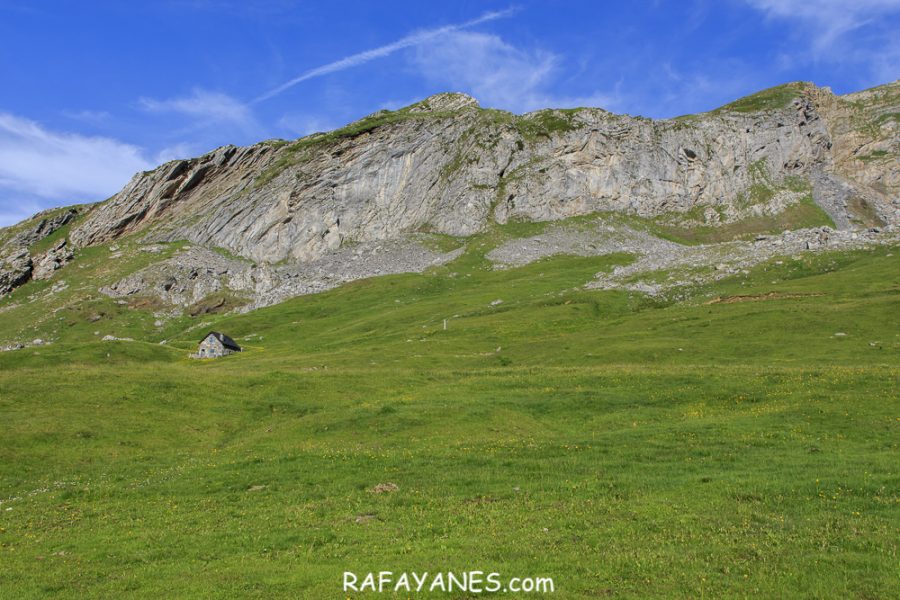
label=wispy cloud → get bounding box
[139,88,255,127]
[411,31,615,113]
[747,0,900,50]
[276,113,340,137]
[746,0,900,89]
[253,7,519,103]
[154,142,199,164]
[0,113,151,201]
[61,109,112,125]
[650,62,760,116]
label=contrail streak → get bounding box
[252,7,518,103]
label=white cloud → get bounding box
[154,142,199,164]
[253,7,518,103]
[61,109,112,124]
[0,113,151,210]
[747,0,900,52]
[140,88,255,128]
[276,114,339,138]
[411,31,616,113]
[378,97,429,112]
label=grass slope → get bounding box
[714,82,808,114]
[0,235,897,598]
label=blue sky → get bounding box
[0,0,898,226]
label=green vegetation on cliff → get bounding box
[716,82,808,113]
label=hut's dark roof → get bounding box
[201,331,241,351]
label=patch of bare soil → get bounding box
[369,482,399,494]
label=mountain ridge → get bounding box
[0,80,897,315]
[66,80,898,259]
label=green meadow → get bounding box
[0,234,897,598]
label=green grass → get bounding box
[253,106,464,188]
[515,110,582,140]
[254,104,587,190]
[417,233,466,254]
[211,246,254,264]
[856,149,890,162]
[715,82,807,114]
[0,239,196,346]
[0,204,89,252]
[0,229,898,598]
[27,208,91,255]
[28,223,73,254]
[653,196,835,244]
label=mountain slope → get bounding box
[0,237,897,598]
[66,82,899,264]
[0,81,897,329]
[1,82,898,599]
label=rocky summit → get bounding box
[1,81,898,319]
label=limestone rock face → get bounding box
[7,208,77,248]
[493,97,832,224]
[32,239,74,281]
[0,249,32,296]
[810,82,900,225]
[68,144,276,249]
[66,85,898,267]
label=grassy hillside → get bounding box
[714,82,809,114]
[0,235,898,598]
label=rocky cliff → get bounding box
[65,82,899,264]
[1,81,898,309]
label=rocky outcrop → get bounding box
[585,226,896,297]
[5,208,77,249]
[0,249,32,296]
[69,145,277,249]
[493,97,830,224]
[66,83,899,270]
[0,206,84,296]
[811,81,899,224]
[100,237,464,312]
[487,215,898,297]
[32,239,74,281]
[101,247,245,307]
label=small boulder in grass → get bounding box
[369,482,399,494]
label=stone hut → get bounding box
[196,331,241,358]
